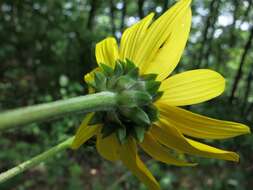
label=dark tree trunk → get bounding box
[203,0,221,67]
[138,0,144,19]
[110,0,116,35]
[229,27,253,103]
[87,0,98,30]
[120,0,127,31]
[196,0,219,68]
[246,103,253,118]
[242,64,253,114]
[163,0,169,12]
[229,0,239,47]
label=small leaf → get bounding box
[132,125,146,142]
[118,90,152,107]
[142,73,158,81]
[125,59,136,72]
[94,71,107,90]
[100,63,114,76]
[144,104,159,122]
[115,75,136,90]
[127,67,139,79]
[116,127,127,144]
[145,81,161,95]
[120,107,151,126]
[153,91,164,101]
[101,124,117,138]
[114,61,124,76]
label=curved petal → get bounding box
[96,37,119,67]
[151,122,239,162]
[119,138,160,190]
[84,68,99,83]
[96,133,120,161]
[157,103,250,139]
[119,13,154,63]
[71,113,101,149]
[143,7,192,81]
[157,69,225,106]
[140,132,197,166]
[135,0,191,74]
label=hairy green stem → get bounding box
[0,91,117,131]
[0,137,74,183]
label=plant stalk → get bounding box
[0,91,117,131]
[0,137,74,183]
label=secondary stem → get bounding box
[0,136,74,183]
[0,91,117,131]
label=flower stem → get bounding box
[0,136,74,183]
[0,91,117,131]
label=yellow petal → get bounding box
[71,113,101,149]
[151,122,239,162]
[143,6,192,81]
[96,133,120,162]
[140,132,197,166]
[84,67,99,83]
[135,0,191,74]
[157,103,250,139]
[96,37,119,67]
[157,69,225,106]
[84,68,100,93]
[119,13,154,63]
[119,138,160,190]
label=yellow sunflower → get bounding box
[71,0,250,189]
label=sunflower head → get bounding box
[87,59,163,143]
[71,0,250,189]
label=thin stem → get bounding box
[0,137,74,183]
[0,91,117,131]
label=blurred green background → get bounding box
[0,0,252,189]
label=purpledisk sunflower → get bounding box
[71,0,250,189]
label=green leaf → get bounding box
[114,61,124,76]
[127,67,139,79]
[125,59,136,72]
[115,75,136,90]
[144,104,159,122]
[118,90,152,107]
[145,81,161,95]
[100,63,114,76]
[142,73,158,81]
[116,127,127,144]
[132,125,146,142]
[120,107,151,126]
[153,91,164,101]
[94,71,107,90]
[101,124,117,138]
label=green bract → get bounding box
[87,59,162,143]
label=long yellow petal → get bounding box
[136,0,191,74]
[119,13,154,63]
[143,6,192,81]
[140,132,197,166]
[119,138,160,190]
[96,37,119,67]
[151,122,239,162]
[157,69,225,106]
[71,113,101,149]
[157,103,250,139]
[96,133,120,161]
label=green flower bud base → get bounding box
[87,59,163,143]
